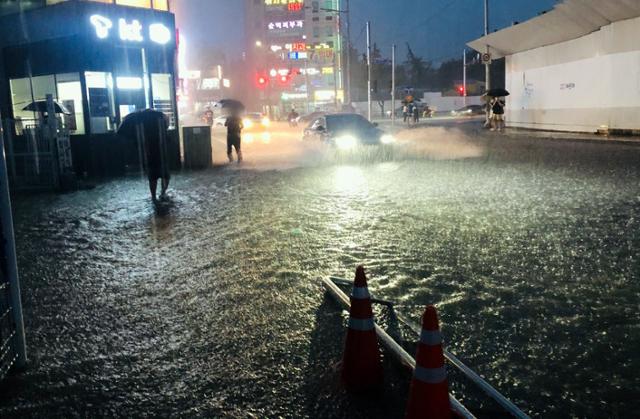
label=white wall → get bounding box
[505,16,640,132]
[422,92,482,112]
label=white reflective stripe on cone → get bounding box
[420,329,442,346]
[414,365,447,384]
[351,286,370,299]
[348,317,375,331]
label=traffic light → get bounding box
[457,85,465,96]
[256,74,268,89]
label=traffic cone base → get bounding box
[405,305,452,419]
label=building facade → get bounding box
[0,0,179,178]
[244,0,344,118]
[468,0,640,133]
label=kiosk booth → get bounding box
[0,1,180,178]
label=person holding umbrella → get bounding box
[118,109,171,201]
[218,99,245,163]
[486,88,509,132]
[491,97,506,131]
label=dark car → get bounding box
[297,111,327,124]
[451,104,485,116]
[303,113,395,149]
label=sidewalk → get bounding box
[501,127,640,146]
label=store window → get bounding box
[56,73,86,135]
[85,71,116,134]
[151,73,175,129]
[10,76,57,130]
[10,78,38,126]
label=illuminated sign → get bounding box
[291,42,306,51]
[90,15,172,44]
[288,2,303,11]
[281,92,308,101]
[268,20,304,30]
[149,23,172,44]
[322,67,334,75]
[90,15,112,39]
[201,78,220,90]
[271,42,306,53]
[288,52,308,60]
[300,68,319,75]
[118,18,143,42]
[315,89,344,102]
[265,0,303,5]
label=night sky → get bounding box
[174,0,558,67]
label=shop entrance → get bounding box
[115,76,148,172]
[117,79,147,118]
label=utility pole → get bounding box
[463,48,467,107]
[366,21,372,121]
[391,44,396,126]
[304,59,311,113]
[345,0,351,105]
[484,0,491,124]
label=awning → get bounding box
[467,0,640,59]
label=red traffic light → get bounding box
[457,85,465,96]
[256,74,268,89]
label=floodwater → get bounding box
[2,124,639,418]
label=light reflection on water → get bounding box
[6,140,640,417]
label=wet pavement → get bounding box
[1,122,639,418]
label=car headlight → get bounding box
[261,117,270,127]
[243,118,253,129]
[380,134,395,144]
[335,135,358,150]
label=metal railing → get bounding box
[327,276,530,419]
[2,118,72,191]
[0,118,27,381]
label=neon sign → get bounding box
[265,0,303,5]
[268,20,304,30]
[118,18,143,42]
[90,15,171,44]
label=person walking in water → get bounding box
[225,111,243,163]
[117,109,171,201]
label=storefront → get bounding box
[0,1,179,177]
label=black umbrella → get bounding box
[486,88,510,97]
[22,100,71,114]
[117,109,167,140]
[216,99,245,112]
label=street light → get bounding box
[255,40,263,47]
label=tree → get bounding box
[405,43,433,88]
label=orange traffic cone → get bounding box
[405,305,452,419]
[341,265,383,392]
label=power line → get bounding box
[405,0,460,33]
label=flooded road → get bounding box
[2,123,640,417]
